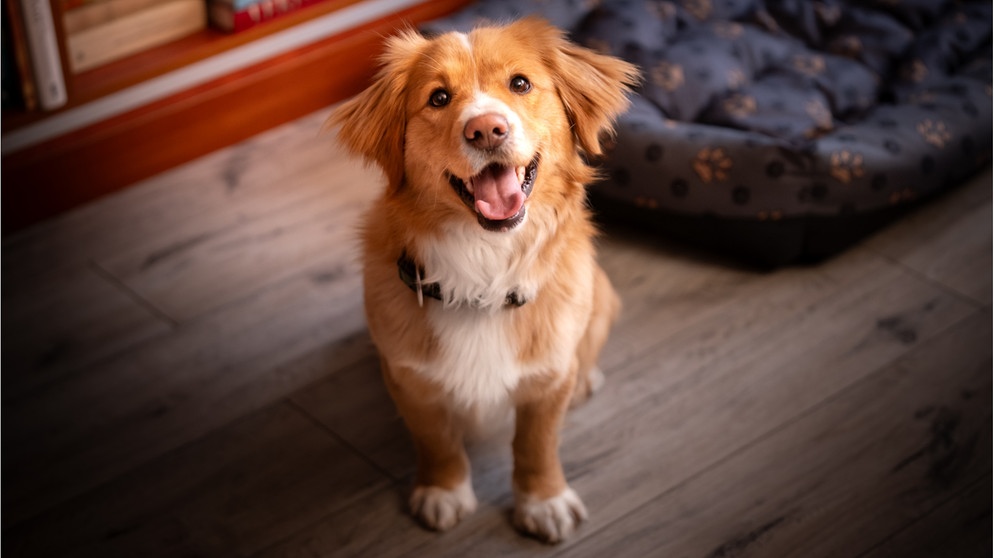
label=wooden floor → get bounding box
[3,107,991,558]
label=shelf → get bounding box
[3,0,372,132]
[1,0,470,233]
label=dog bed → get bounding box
[425,0,992,265]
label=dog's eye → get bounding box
[510,75,531,94]
[428,89,450,108]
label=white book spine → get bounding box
[18,0,67,110]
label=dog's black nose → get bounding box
[464,113,509,150]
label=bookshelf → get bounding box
[1,0,470,233]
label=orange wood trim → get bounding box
[71,0,373,103]
[2,0,468,234]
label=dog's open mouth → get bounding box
[448,157,538,232]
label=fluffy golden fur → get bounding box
[330,18,638,543]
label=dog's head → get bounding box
[331,18,640,233]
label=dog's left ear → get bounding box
[531,20,641,157]
[328,29,427,193]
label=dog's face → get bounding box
[403,27,556,233]
[333,18,639,233]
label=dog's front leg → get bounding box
[380,359,477,531]
[511,372,587,543]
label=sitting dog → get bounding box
[330,17,638,543]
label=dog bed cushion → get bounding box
[425,0,992,265]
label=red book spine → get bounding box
[228,0,328,33]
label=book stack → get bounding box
[3,0,67,110]
[207,0,330,34]
[62,0,207,73]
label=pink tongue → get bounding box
[472,165,524,221]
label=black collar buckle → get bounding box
[397,251,526,309]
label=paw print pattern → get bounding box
[682,0,712,21]
[634,196,660,209]
[651,61,685,92]
[792,55,826,77]
[917,119,952,149]
[646,1,677,21]
[723,93,757,118]
[693,147,733,183]
[727,68,747,89]
[805,99,833,137]
[754,9,780,33]
[902,59,928,83]
[830,150,865,184]
[909,91,937,104]
[831,36,863,58]
[813,2,841,25]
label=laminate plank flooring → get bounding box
[3,106,990,557]
[565,311,991,558]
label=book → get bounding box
[66,0,206,73]
[208,0,329,34]
[62,0,160,35]
[3,3,25,109]
[3,0,38,110]
[17,0,67,110]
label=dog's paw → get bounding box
[410,479,477,531]
[513,487,588,543]
[571,366,605,408]
[587,366,606,393]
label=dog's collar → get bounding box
[397,251,526,309]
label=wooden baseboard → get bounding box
[1,0,466,235]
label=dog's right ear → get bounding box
[328,29,426,194]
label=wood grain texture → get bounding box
[2,263,366,526]
[95,153,375,322]
[562,310,991,558]
[4,403,389,558]
[860,475,991,558]
[2,109,343,283]
[864,168,993,306]
[0,263,171,396]
[2,102,989,557]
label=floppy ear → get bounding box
[328,29,427,192]
[538,22,641,157]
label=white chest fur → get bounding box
[421,305,525,408]
[404,222,553,408]
[417,220,543,311]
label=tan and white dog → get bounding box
[330,18,638,543]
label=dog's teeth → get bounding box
[516,167,525,183]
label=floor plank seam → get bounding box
[151,249,359,326]
[88,260,180,329]
[286,397,402,483]
[248,478,404,558]
[864,247,987,310]
[239,400,410,557]
[851,473,990,558]
[553,307,987,556]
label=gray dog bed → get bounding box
[425,0,992,265]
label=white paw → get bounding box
[572,366,606,408]
[410,479,477,531]
[513,487,588,543]
[588,366,606,394]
